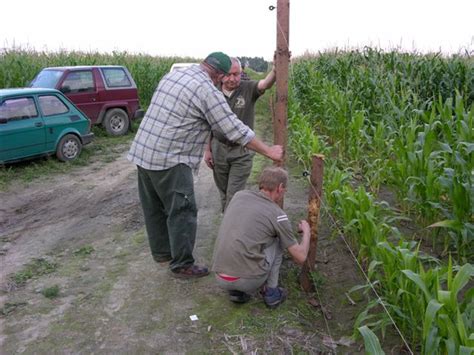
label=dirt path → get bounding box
[0,148,397,353]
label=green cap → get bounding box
[204,52,232,74]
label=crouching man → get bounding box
[212,166,311,308]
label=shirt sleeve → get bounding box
[273,212,297,249]
[250,80,264,100]
[200,83,255,146]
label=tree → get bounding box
[238,56,268,72]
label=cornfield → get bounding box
[289,48,473,353]
[0,48,198,107]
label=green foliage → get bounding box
[73,245,95,257]
[238,56,269,72]
[290,48,473,353]
[41,285,60,299]
[12,258,58,285]
[290,49,473,258]
[358,325,386,354]
[0,301,27,316]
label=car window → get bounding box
[38,95,69,116]
[0,97,38,120]
[101,68,132,87]
[60,70,95,93]
[30,70,64,88]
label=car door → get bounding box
[0,96,46,162]
[37,94,76,151]
[58,70,101,122]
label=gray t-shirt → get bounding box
[212,190,297,278]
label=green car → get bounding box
[0,88,93,164]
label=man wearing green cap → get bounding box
[128,52,283,279]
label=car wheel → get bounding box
[103,108,130,136]
[56,134,82,162]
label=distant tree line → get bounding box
[238,56,269,72]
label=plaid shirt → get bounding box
[128,65,255,172]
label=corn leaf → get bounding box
[425,326,441,355]
[402,269,432,301]
[424,300,443,340]
[358,326,385,355]
[452,263,473,301]
[456,309,469,346]
[444,337,456,354]
[459,346,474,355]
[428,220,463,231]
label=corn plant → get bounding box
[0,48,196,108]
[403,258,474,354]
[290,49,473,353]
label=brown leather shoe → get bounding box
[171,264,209,279]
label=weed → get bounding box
[73,245,95,257]
[310,270,325,288]
[131,231,146,245]
[0,302,28,317]
[11,257,58,286]
[42,285,60,299]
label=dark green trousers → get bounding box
[137,164,197,270]
[211,139,254,212]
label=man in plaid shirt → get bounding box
[128,52,283,279]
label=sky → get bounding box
[1,0,473,60]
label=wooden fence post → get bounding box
[273,0,290,167]
[300,154,325,291]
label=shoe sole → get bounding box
[265,300,284,309]
[153,256,172,263]
[170,271,210,279]
[229,295,251,303]
[264,289,288,308]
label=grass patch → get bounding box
[73,245,95,257]
[41,285,60,299]
[11,257,58,286]
[131,231,146,245]
[310,270,325,288]
[0,301,28,317]
[198,263,321,345]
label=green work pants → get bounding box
[137,164,197,270]
[211,139,254,212]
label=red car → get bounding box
[30,66,144,135]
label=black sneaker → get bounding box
[263,287,288,309]
[228,290,251,304]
